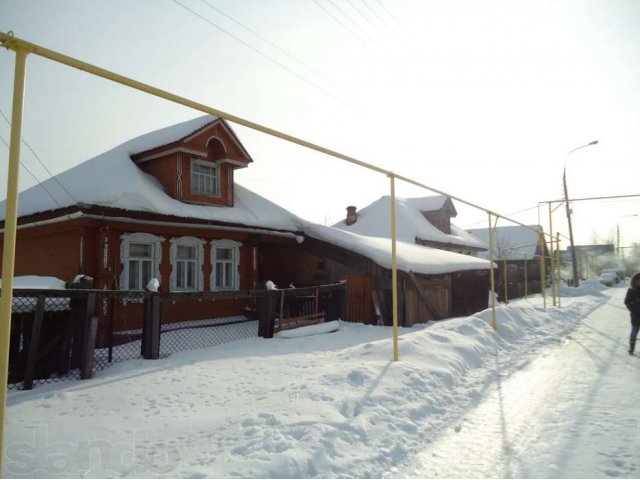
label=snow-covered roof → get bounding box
[127,115,219,156]
[302,221,493,275]
[1,116,301,232]
[467,225,543,260]
[404,195,450,213]
[334,195,487,250]
[1,117,493,276]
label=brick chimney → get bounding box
[346,206,358,226]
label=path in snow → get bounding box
[391,287,640,479]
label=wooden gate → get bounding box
[341,274,376,324]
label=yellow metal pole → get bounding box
[524,256,528,298]
[0,46,28,475]
[556,233,562,308]
[488,213,497,330]
[548,202,556,306]
[503,258,508,303]
[389,174,399,362]
[539,230,547,309]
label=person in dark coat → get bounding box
[623,272,640,354]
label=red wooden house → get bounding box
[0,116,309,330]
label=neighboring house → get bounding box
[0,115,494,330]
[298,222,493,325]
[467,225,550,301]
[334,195,487,256]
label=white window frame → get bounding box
[210,240,241,291]
[120,233,163,291]
[169,236,205,292]
[190,158,220,196]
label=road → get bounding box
[394,287,640,479]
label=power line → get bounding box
[199,0,351,95]
[312,0,367,43]
[325,0,375,41]
[345,0,378,33]
[172,0,358,112]
[0,108,78,205]
[372,0,397,25]
[0,134,67,209]
[461,204,541,229]
[358,0,397,35]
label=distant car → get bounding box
[600,268,621,284]
[598,272,617,287]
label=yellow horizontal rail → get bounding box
[0,31,543,236]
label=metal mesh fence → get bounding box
[7,283,345,390]
[93,291,150,371]
[158,290,259,355]
[159,316,259,356]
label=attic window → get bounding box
[191,158,219,196]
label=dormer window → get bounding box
[131,119,252,206]
[191,159,219,196]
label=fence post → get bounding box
[73,292,96,375]
[80,316,99,380]
[23,295,45,390]
[258,291,277,338]
[142,294,161,359]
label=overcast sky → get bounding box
[1,0,639,250]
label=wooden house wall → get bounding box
[1,217,309,331]
[294,237,489,327]
[451,270,490,316]
[259,243,308,288]
[496,258,550,281]
[109,297,253,332]
[138,154,179,199]
[0,221,84,283]
[403,274,451,326]
[138,154,234,207]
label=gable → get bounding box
[468,225,544,260]
[131,117,253,167]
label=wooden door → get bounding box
[341,274,376,324]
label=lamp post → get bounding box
[617,214,638,256]
[563,140,598,287]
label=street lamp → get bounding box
[617,214,638,255]
[563,140,598,287]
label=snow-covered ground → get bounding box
[3,281,638,478]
